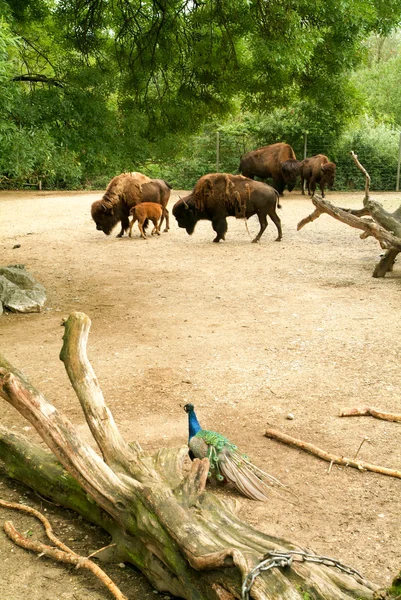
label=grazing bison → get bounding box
[91,172,171,237]
[300,154,336,198]
[129,202,163,239]
[239,142,302,195]
[173,173,282,243]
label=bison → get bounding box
[91,172,171,237]
[239,142,302,195]
[173,173,282,243]
[300,154,336,198]
[129,202,163,239]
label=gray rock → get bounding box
[0,266,46,313]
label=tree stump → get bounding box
[0,312,378,599]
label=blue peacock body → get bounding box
[184,403,284,501]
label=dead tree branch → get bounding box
[297,151,401,276]
[350,151,371,202]
[339,407,401,423]
[265,428,401,480]
[2,519,128,600]
[298,196,401,250]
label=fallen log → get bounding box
[265,428,401,480]
[0,312,378,599]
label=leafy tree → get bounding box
[352,34,401,127]
[1,0,401,188]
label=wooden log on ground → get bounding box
[0,312,379,599]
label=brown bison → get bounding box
[173,173,281,243]
[91,172,171,237]
[129,202,163,239]
[239,142,302,195]
[300,154,336,198]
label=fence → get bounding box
[201,130,401,192]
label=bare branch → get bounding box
[0,368,134,519]
[339,407,401,423]
[265,428,401,479]
[60,312,157,481]
[3,521,128,600]
[350,151,371,202]
[301,195,401,250]
[296,206,324,231]
[12,74,64,87]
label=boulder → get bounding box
[0,265,47,313]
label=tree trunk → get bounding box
[0,312,378,599]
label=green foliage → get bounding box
[1,0,401,189]
[352,43,401,127]
[331,116,400,191]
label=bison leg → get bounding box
[259,209,282,242]
[159,207,169,232]
[272,178,285,196]
[301,176,306,195]
[252,214,267,243]
[117,215,130,238]
[151,218,161,236]
[128,216,137,238]
[138,221,147,239]
[270,211,282,241]
[162,207,170,232]
[211,216,228,243]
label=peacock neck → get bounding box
[188,409,202,440]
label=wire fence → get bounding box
[194,130,401,193]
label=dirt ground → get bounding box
[0,187,400,600]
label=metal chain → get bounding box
[242,550,376,599]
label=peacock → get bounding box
[184,403,285,501]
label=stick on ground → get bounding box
[265,428,401,479]
[339,407,401,423]
[0,500,127,600]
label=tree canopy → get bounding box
[1,0,401,187]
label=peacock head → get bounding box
[184,403,202,438]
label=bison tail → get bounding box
[275,190,282,210]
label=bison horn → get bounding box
[178,194,189,210]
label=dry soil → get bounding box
[0,188,400,600]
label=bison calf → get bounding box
[129,202,163,239]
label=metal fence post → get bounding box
[396,132,401,192]
[216,131,220,172]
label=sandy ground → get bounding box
[0,187,400,600]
